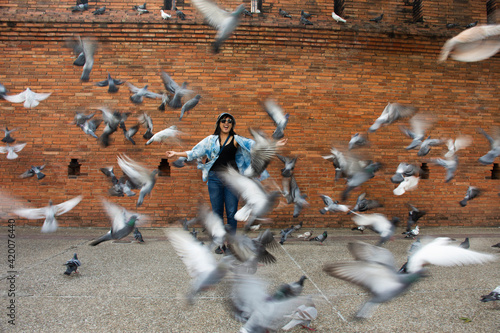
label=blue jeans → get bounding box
[208,171,239,234]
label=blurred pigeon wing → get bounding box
[3,90,27,103]
[160,72,180,94]
[117,155,150,187]
[348,241,397,268]
[55,195,83,216]
[14,207,48,220]
[12,142,27,153]
[191,0,230,29]
[169,231,218,278]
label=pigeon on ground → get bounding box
[64,253,81,275]
[438,24,500,62]
[297,231,312,240]
[393,176,419,196]
[134,227,145,243]
[161,10,171,19]
[273,275,307,300]
[478,127,500,165]
[79,118,102,139]
[92,6,106,15]
[370,14,384,23]
[300,10,312,19]
[180,95,201,120]
[117,154,159,207]
[263,99,289,140]
[0,142,27,159]
[402,225,419,239]
[319,195,350,214]
[460,186,481,206]
[276,154,297,178]
[127,83,163,104]
[368,102,416,133]
[90,199,142,245]
[309,231,327,244]
[300,16,313,25]
[219,167,281,231]
[352,226,365,233]
[96,73,124,93]
[160,72,193,108]
[174,7,186,20]
[492,242,500,248]
[332,11,346,23]
[481,286,500,302]
[391,163,421,183]
[352,213,399,246]
[3,88,51,109]
[279,9,292,18]
[133,3,149,14]
[169,230,231,303]
[190,0,246,53]
[445,136,472,158]
[406,203,426,232]
[1,127,16,143]
[20,165,46,180]
[138,113,154,140]
[350,193,382,214]
[459,237,470,249]
[71,3,88,12]
[430,156,458,183]
[145,125,181,145]
[280,227,294,245]
[349,133,368,150]
[243,128,277,178]
[14,196,83,233]
[282,304,317,331]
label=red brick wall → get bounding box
[0,0,498,229]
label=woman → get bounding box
[166,112,285,246]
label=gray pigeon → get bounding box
[134,227,144,243]
[126,83,162,104]
[406,203,426,232]
[180,95,201,120]
[301,10,312,19]
[0,82,8,98]
[79,118,102,139]
[263,99,289,140]
[370,14,384,23]
[342,161,381,201]
[92,6,106,15]
[276,154,297,178]
[1,127,16,143]
[71,3,88,12]
[391,163,421,183]
[417,136,443,156]
[478,127,500,165]
[273,275,307,299]
[160,72,193,109]
[138,113,154,140]
[282,176,308,218]
[117,154,159,207]
[481,286,500,302]
[96,73,124,93]
[280,227,294,245]
[133,3,149,14]
[174,7,186,20]
[73,111,94,126]
[300,16,313,26]
[279,8,292,18]
[79,37,98,82]
[460,186,481,207]
[399,114,434,150]
[369,102,416,133]
[309,231,327,244]
[350,193,382,214]
[352,213,399,246]
[349,133,368,150]
[243,128,277,178]
[158,93,170,111]
[319,194,350,214]
[123,124,140,145]
[20,165,46,180]
[64,253,81,275]
[430,156,458,183]
[459,237,470,249]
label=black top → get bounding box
[210,136,237,172]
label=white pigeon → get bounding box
[0,142,27,159]
[195,204,227,249]
[3,88,51,108]
[282,305,317,331]
[438,24,500,62]
[243,128,277,178]
[145,125,182,145]
[13,196,83,233]
[445,136,472,158]
[160,9,171,19]
[331,11,346,23]
[352,213,399,245]
[393,176,419,195]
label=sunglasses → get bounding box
[220,118,233,124]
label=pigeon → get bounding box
[73,111,94,126]
[71,3,88,12]
[445,136,472,158]
[478,127,500,165]
[391,163,420,183]
[297,231,313,240]
[276,154,297,178]
[96,73,124,93]
[417,137,443,156]
[480,286,500,302]
[281,176,308,218]
[20,165,46,180]
[3,88,51,109]
[466,21,478,29]
[446,23,460,29]
[0,142,27,159]
[332,11,346,23]
[127,83,163,104]
[174,7,186,20]
[160,10,171,19]
[101,167,135,197]
[168,230,231,303]
[350,193,382,214]
[1,127,16,143]
[399,113,434,150]
[319,195,350,214]
[194,204,227,250]
[133,3,149,14]
[279,9,292,18]
[145,125,181,145]
[309,231,327,244]
[92,6,106,15]
[138,113,154,140]
[180,95,201,120]
[79,118,102,139]
[349,133,367,150]
[368,102,417,133]
[0,82,8,98]
[171,156,189,168]
[322,147,369,181]
[280,227,294,245]
[492,242,500,248]
[243,9,252,17]
[98,107,130,147]
[459,237,470,249]
[352,213,399,246]
[117,154,159,207]
[157,93,170,111]
[190,0,246,53]
[282,305,317,331]
[243,128,277,178]
[123,124,140,145]
[342,161,381,201]
[134,228,145,243]
[406,203,426,232]
[430,156,458,183]
[393,176,419,196]
[370,14,384,23]
[160,72,193,108]
[438,24,500,62]
[300,16,313,26]
[351,226,365,233]
[263,99,289,140]
[226,229,278,273]
[273,275,307,299]
[14,196,83,233]
[218,167,281,231]
[79,37,98,82]
[300,10,312,19]
[64,253,81,275]
[402,225,419,239]
[460,186,481,207]
[90,199,142,246]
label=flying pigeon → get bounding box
[160,72,193,108]
[281,176,308,218]
[349,133,367,150]
[0,82,8,98]
[273,275,307,300]
[309,231,327,244]
[319,194,350,214]
[79,37,97,81]
[90,199,142,245]
[438,24,500,62]
[342,161,381,201]
[98,107,130,147]
[430,156,458,182]
[1,127,16,143]
[243,128,277,178]
[399,113,434,150]
[3,88,51,109]
[117,154,159,207]
[13,196,83,233]
[194,204,227,249]
[20,165,46,180]
[263,99,289,140]
[190,0,246,53]
[418,137,443,156]
[332,11,346,23]
[134,227,145,243]
[174,7,186,20]
[279,9,292,18]
[350,193,382,214]
[460,186,481,207]
[226,229,278,273]
[370,14,384,23]
[73,111,94,126]
[391,162,420,183]
[127,83,163,104]
[478,127,500,165]
[64,253,81,275]
[79,118,102,139]
[243,9,252,17]
[280,227,294,245]
[161,10,171,19]
[406,203,426,232]
[96,73,124,93]
[138,113,154,140]
[369,102,416,133]
[0,142,27,159]
[123,124,140,145]
[276,154,297,178]
[180,95,201,120]
[393,176,419,196]
[145,125,181,145]
[445,136,472,158]
[481,286,500,302]
[352,213,399,246]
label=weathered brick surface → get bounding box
[0,0,498,229]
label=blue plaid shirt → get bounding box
[185,134,270,182]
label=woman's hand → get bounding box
[166,151,177,158]
[276,138,288,147]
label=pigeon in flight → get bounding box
[319,194,350,214]
[190,0,246,53]
[96,73,124,93]
[100,167,137,197]
[79,37,97,82]
[145,125,181,145]
[1,127,16,143]
[134,227,145,243]
[14,196,83,233]
[342,161,381,201]
[160,72,193,108]
[279,8,292,18]
[79,118,102,139]
[445,136,472,158]
[127,83,163,104]
[438,24,500,62]
[430,156,458,182]
[418,137,443,156]
[3,88,51,109]
[352,213,399,246]
[0,142,27,160]
[369,102,416,133]
[391,162,420,183]
[64,253,81,275]
[73,111,94,126]
[478,127,500,165]
[0,82,8,98]
[273,275,307,300]
[399,113,434,150]
[332,11,346,23]
[180,95,201,120]
[243,128,277,178]
[276,154,297,178]
[138,113,154,140]
[282,304,317,331]
[117,154,159,207]
[350,193,382,214]
[349,133,368,150]
[279,227,294,245]
[281,176,309,218]
[406,203,426,232]
[263,99,289,140]
[20,165,46,180]
[459,186,481,207]
[393,176,419,196]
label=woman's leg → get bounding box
[207,171,225,222]
[224,185,239,234]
